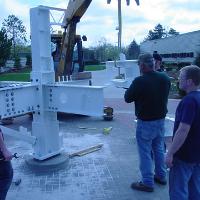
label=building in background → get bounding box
[140,30,200,64]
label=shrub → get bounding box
[84,59,100,65]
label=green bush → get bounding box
[84,59,100,65]
[177,62,191,69]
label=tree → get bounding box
[26,54,32,67]
[153,24,166,39]
[144,24,179,41]
[0,28,12,67]
[145,24,166,41]
[93,37,119,62]
[2,15,27,58]
[105,44,119,61]
[168,28,179,37]
[14,55,21,69]
[127,39,140,59]
[15,44,31,54]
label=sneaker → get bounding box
[154,176,167,185]
[130,181,154,192]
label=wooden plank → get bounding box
[69,143,103,157]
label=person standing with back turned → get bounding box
[124,53,171,192]
[165,65,200,200]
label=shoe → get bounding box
[154,176,167,185]
[130,181,154,192]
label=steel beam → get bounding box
[0,85,38,119]
[44,84,104,117]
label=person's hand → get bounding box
[165,152,173,168]
[2,149,13,161]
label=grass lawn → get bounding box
[0,65,106,82]
[0,68,31,82]
[0,73,30,82]
[84,64,106,71]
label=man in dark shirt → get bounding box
[153,52,165,72]
[124,53,171,192]
[165,65,200,200]
[0,129,13,200]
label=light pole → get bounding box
[117,0,122,52]
[107,0,140,53]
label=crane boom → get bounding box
[63,0,92,25]
[56,0,92,80]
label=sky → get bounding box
[0,0,199,48]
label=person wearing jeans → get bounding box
[165,65,200,200]
[124,53,171,192]
[0,130,13,200]
[136,119,166,188]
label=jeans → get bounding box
[169,158,200,200]
[136,119,166,187]
[0,161,13,200]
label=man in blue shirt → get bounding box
[165,65,200,200]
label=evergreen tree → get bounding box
[144,24,179,41]
[0,28,12,67]
[168,28,179,37]
[145,24,166,41]
[127,39,140,59]
[2,15,27,58]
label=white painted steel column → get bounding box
[30,7,62,160]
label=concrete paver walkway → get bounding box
[4,70,179,200]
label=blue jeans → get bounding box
[136,119,166,187]
[0,161,13,200]
[169,158,200,200]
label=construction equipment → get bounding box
[54,0,140,81]
[55,0,92,81]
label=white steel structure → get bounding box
[106,53,139,88]
[0,6,104,160]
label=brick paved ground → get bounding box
[4,97,179,200]
[4,70,180,200]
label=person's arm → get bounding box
[0,131,12,161]
[124,79,139,103]
[165,122,190,168]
